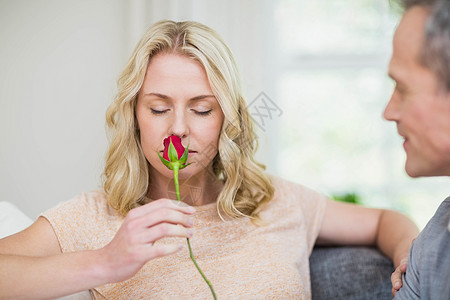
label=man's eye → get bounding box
[150,109,167,115]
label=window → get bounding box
[270,0,450,229]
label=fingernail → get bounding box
[187,229,194,237]
[188,218,194,226]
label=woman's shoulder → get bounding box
[42,190,121,223]
[268,174,298,188]
[76,190,116,215]
[268,174,325,199]
[55,190,107,209]
[41,191,122,252]
[265,174,328,214]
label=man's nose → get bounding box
[383,90,401,122]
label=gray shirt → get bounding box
[395,197,450,300]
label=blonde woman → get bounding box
[0,20,418,299]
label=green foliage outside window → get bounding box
[332,193,362,205]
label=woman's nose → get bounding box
[169,111,189,138]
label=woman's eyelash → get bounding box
[150,109,167,115]
[195,110,212,116]
[150,108,211,116]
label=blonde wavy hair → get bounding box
[103,20,274,222]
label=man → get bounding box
[384,0,450,298]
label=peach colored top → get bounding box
[42,176,327,299]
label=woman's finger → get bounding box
[391,267,403,296]
[141,207,195,228]
[123,208,194,237]
[141,243,185,261]
[138,223,193,245]
[127,198,196,219]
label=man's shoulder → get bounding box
[427,197,450,231]
[396,196,450,299]
[414,196,449,251]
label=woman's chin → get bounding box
[179,165,214,181]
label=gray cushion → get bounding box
[310,246,394,300]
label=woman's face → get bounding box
[136,53,224,181]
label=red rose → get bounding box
[163,135,185,161]
[158,135,190,171]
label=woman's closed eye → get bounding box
[150,108,169,115]
[150,108,212,116]
[193,109,212,116]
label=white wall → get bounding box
[0,0,273,218]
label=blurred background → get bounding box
[1,0,448,229]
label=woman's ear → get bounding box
[134,114,140,131]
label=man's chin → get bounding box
[405,158,425,178]
[405,167,422,178]
[405,161,444,178]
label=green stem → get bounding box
[187,238,217,300]
[173,165,217,299]
[173,164,180,202]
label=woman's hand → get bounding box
[98,198,195,283]
[391,257,408,297]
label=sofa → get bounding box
[1,202,394,299]
[310,246,394,299]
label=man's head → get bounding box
[384,0,450,177]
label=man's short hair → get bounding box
[396,0,450,91]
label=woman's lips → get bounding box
[159,150,197,154]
